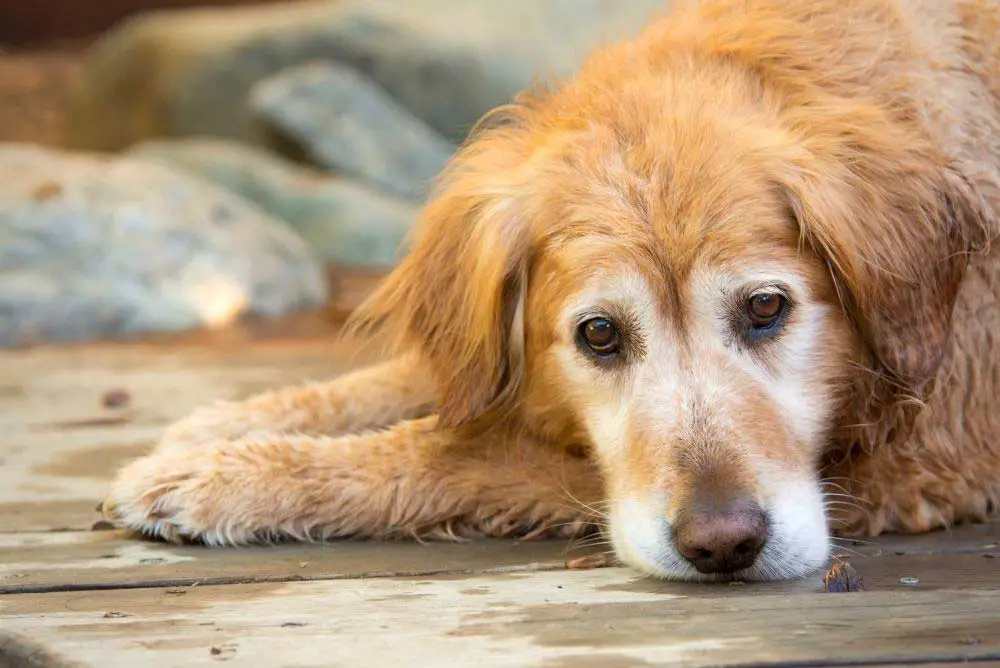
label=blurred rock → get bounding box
[251,61,455,200]
[129,137,417,267]
[64,0,666,151]
[0,144,328,347]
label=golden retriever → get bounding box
[102,0,1000,581]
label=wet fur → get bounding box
[103,0,1000,580]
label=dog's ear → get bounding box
[776,105,993,393]
[347,118,534,429]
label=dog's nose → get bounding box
[672,499,768,574]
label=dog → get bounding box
[102,0,1000,582]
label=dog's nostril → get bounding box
[672,499,768,575]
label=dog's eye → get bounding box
[580,318,621,356]
[747,293,785,328]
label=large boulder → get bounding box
[64,0,668,151]
[0,144,328,347]
[129,137,418,268]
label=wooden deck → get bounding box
[1,305,999,667]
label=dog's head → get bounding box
[350,33,990,581]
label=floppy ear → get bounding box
[346,122,533,430]
[776,106,993,394]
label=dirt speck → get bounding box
[209,643,237,660]
[102,388,132,408]
[31,179,62,201]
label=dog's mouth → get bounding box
[606,483,832,582]
[614,535,830,583]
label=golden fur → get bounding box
[103,0,1000,581]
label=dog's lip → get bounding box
[635,552,762,583]
[614,527,828,583]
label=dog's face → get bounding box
[354,56,987,581]
[507,118,859,580]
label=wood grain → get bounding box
[0,531,605,595]
[0,337,382,533]
[2,571,999,667]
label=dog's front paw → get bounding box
[101,450,234,545]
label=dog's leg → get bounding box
[158,354,436,451]
[102,417,601,545]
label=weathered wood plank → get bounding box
[2,570,999,667]
[0,338,381,533]
[1,528,997,596]
[840,519,1000,558]
[0,532,605,594]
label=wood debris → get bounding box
[823,561,867,592]
[566,553,616,570]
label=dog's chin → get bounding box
[608,484,832,583]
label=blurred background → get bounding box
[0,0,664,348]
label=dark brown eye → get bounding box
[580,318,620,356]
[747,293,785,328]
